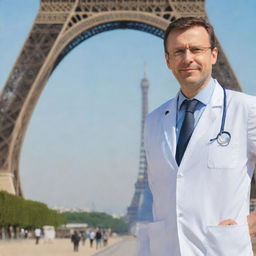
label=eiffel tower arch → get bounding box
[0,0,241,195]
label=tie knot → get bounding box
[184,99,199,114]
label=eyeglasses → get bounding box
[168,46,212,59]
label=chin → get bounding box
[182,77,200,86]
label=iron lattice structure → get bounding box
[0,0,245,196]
[126,72,153,226]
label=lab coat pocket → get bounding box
[208,141,238,169]
[148,220,168,256]
[206,224,252,256]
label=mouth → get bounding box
[180,68,198,72]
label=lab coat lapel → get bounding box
[179,82,223,169]
[161,96,178,169]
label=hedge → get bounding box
[0,191,65,227]
[62,211,128,233]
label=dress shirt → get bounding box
[176,78,216,141]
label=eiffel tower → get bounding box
[0,0,253,200]
[126,69,153,226]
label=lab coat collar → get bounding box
[211,79,223,108]
[162,94,179,169]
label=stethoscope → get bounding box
[209,86,231,146]
[170,86,231,147]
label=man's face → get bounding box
[165,26,218,91]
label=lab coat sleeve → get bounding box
[248,97,256,161]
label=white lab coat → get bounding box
[137,81,256,256]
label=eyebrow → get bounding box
[173,45,207,49]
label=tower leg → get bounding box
[0,172,15,194]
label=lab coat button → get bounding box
[177,172,184,178]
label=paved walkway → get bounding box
[0,236,123,256]
[93,237,137,256]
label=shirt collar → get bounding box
[177,78,216,110]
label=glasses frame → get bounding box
[167,46,213,59]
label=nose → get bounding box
[183,48,194,63]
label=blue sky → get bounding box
[0,0,255,214]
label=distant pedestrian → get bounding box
[71,231,81,252]
[95,229,102,249]
[81,231,87,246]
[34,228,41,245]
[102,230,109,247]
[20,228,25,239]
[24,229,28,239]
[89,230,95,248]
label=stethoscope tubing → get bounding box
[173,86,231,146]
[220,86,227,133]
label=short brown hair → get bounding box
[164,16,216,54]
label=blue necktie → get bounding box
[175,99,199,166]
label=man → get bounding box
[81,230,87,246]
[71,231,81,252]
[95,228,102,249]
[34,227,41,245]
[137,16,256,256]
[89,230,95,248]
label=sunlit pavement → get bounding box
[92,236,137,256]
[0,236,123,256]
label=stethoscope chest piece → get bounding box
[209,86,231,146]
[216,131,231,146]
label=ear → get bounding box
[211,47,218,65]
[165,53,173,70]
